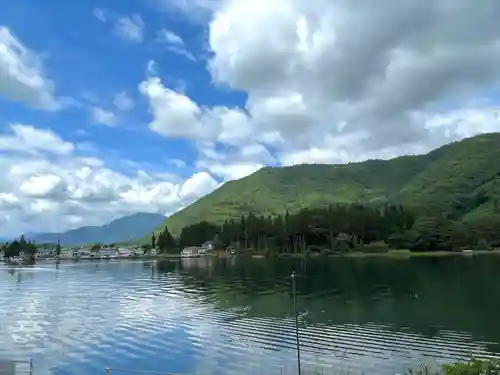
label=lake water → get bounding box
[1,256,500,375]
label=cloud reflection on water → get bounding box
[0,261,499,375]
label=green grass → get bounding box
[147,133,500,239]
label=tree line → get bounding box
[154,203,500,253]
[2,235,37,258]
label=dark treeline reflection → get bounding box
[157,256,500,353]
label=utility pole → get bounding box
[291,270,301,375]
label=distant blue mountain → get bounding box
[27,212,166,246]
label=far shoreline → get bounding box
[5,249,500,265]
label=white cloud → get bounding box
[203,0,500,163]
[90,107,118,126]
[139,1,500,175]
[139,76,202,138]
[113,91,134,111]
[0,26,59,110]
[115,14,145,42]
[156,29,195,61]
[0,125,221,237]
[139,73,257,144]
[179,171,218,199]
[6,1,500,236]
[195,142,271,181]
[0,124,73,155]
[20,174,66,198]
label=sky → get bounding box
[1,0,500,237]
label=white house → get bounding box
[36,248,55,258]
[100,248,118,258]
[73,249,91,257]
[181,246,201,258]
[117,247,134,257]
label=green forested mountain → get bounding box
[153,133,500,238]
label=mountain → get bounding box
[31,212,166,246]
[152,133,500,238]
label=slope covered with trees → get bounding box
[152,133,500,240]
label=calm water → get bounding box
[1,256,500,375]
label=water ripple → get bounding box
[1,258,500,375]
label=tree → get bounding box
[4,241,20,258]
[141,244,152,254]
[157,225,176,253]
[169,202,500,254]
[3,236,36,259]
[91,244,101,252]
[56,240,62,256]
[151,232,156,248]
[212,234,224,250]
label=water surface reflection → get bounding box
[0,256,498,375]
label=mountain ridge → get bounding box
[29,212,166,246]
[151,133,500,238]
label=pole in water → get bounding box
[291,270,301,375]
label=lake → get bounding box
[1,256,500,375]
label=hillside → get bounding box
[30,212,166,246]
[152,133,500,238]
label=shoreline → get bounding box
[5,249,500,265]
[253,248,500,259]
[2,253,182,264]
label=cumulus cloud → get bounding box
[206,0,500,162]
[139,76,202,138]
[6,1,500,235]
[0,124,73,155]
[0,125,220,237]
[179,171,218,199]
[139,72,264,142]
[139,72,273,180]
[141,1,500,174]
[0,26,60,110]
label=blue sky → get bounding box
[0,0,238,179]
[1,0,500,235]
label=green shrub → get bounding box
[442,358,500,375]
